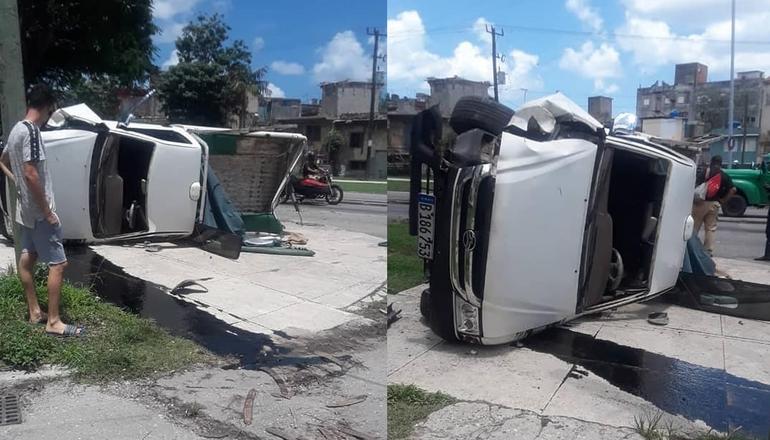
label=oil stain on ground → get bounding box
[525,327,770,438]
[62,246,325,369]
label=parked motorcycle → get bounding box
[281,170,343,205]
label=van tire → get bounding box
[722,194,747,217]
[419,289,431,320]
[450,96,515,136]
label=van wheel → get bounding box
[419,289,431,319]
[722,194,747,217]
[449,96,515,136]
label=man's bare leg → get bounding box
[45,261,78,334]
[19,251,45,323]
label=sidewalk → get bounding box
[388,257,770,438]
[0,221,387,439]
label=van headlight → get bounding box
[456,300,480,335]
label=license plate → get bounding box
[417,193,435,260]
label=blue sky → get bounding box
[388,0,770,114]
[153,0,386,101]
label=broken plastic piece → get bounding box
[647,312,669,326]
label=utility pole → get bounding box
[0,0,26,265]
[727,0,736,168]
[741,93,748,164]
[485,25,504,102]
[520,88,528,103]
[365,27,385,180]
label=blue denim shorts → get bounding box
[20,219,67,266]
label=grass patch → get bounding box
[387,179,411,192]
[388,384,455,440]
[634,411,758,440]
[0,267,213,380]
[337,180,386,194]
[387,221,425,294]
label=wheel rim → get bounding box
[608,248,624,291]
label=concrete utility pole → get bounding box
[486,25,504,102]
[741,93,748,164]
[0,0,26,265]
[727,0,736,168]
[365,27,384,180]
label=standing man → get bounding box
[756,205,770,261]
[0,84,83,336]
[692,155,736,256]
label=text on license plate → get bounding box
[417,193,435,260]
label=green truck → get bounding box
[721,153,770,217]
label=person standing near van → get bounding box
[692,155,736,256]
[0,84,84,337]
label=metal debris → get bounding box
[265,426,312,440]
[325,395,368,408]
[170,277,213,295]
[386,303,402,327]
[0,394,21,426]
[242,388,256,425]
[259,367,292,399]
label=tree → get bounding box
[18,0,157,87]
[158,14,266,126]
[322,129,344,176]
[57,75,125,119]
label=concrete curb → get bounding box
[0,365,71,387]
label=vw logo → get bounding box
[462,230,477,251]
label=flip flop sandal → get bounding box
[47,324,86,338]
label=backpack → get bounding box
[705,172,722,200]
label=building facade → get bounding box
[427,77,491,117]
[587,96,613,126]
[275,80,388,178]
[637,63,769,163]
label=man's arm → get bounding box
[0,150,14,183]
[22,162,56,224]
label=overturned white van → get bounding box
[410,93,696,345]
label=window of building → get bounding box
[349,132,364,149]
[643,98,650,106]
[349,160,367,170]
[664,97,671,104]
[677,96,685,104]
[306,125,321,142]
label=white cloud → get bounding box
[616,1,770,77]
[387,10,542,106]
[566,0,603,32]
[155,22,186,44]
[153,0,201,20]
[271,61,305,75]
[559,41,622,93]
[312,31,370,83]
[267,83,286,98]
[253,37,265,52]
[161,49,179,69]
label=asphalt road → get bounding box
[713,207,768,261]
[386,192,769,260]
[275,191,386,239]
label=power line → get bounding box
[387,23,770,46]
